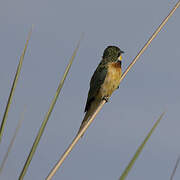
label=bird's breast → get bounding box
[98,62,122,98]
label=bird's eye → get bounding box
[117,52,120,57]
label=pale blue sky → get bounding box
[0,0,180,179]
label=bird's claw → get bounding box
[103,96,109,103]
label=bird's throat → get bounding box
[113,60,121,68]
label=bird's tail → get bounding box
[77,100,100,137]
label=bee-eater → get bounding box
[78,46,124,136]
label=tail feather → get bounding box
[77,111,91,137]
[77,100,100,137]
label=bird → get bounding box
[78,46,124,137]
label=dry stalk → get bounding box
[46,1,180,179]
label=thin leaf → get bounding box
[0,106,26,174]
[170,156,180,180]
[119,112,165,180]
[18,34,83,180]
[0,26,33,142]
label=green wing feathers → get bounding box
[85,64,107,112]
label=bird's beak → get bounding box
[118,55,122,61]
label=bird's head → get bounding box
[102,46,124,63]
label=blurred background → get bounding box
[0,0,180,179]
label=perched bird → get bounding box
[78,46,124,137]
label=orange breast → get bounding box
[98,62,122,99]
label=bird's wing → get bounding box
[85,64,107,112]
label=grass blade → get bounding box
[119,112,165,180]
[170,156,180,180]
[0,106,26,174]
[0,26,33,143]
[18,34,83,180]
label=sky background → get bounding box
[0,0,180,179]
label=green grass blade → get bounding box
[0,26,33,143]
[119,112,165,180]
[170,156,180,180]
[18,34,83,180]
[0,106,26,174]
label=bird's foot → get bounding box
[103,96,109,103]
